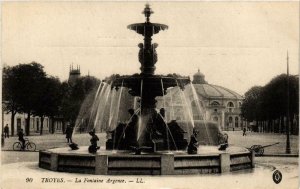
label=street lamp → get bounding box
[286,51,291,154]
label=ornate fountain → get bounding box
[39,4,254,175]
[105,4,190,151]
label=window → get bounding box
[227,102,234,113]
[238,102,242,107]
[227,116,233,127]
[211,101,220,106]
[227,102,234,107]
[31,118,34,129]
[235,117,239,127]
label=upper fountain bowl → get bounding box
[127,23,168,36]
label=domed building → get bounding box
[156,69,244,131]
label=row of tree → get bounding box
[3,62,100,136]
[241,74,299,134]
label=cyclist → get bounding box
[18,129,25,150]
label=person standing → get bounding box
[243,127,247,136]
[4,124,9,138]
[65,124,73,143]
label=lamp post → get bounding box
[286,51,291,154]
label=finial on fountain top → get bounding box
[143,4,154,22]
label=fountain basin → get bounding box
[39,146,254,175]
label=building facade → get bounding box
[2,111,51,135]
[2,101,65,136]
[156,70,245,131]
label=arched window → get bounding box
[227,102,234,107]
[227,102,234,113]
[235,117,239,127]
[227,116,233,127]
[238,102,242,107]
[211,101,220,106]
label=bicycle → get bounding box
[13,138,36,151]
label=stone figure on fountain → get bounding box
[152,108,166,140]
[138,43,144,64]
[188,129,199,154]
[88,130,100,153]
[124,108,138,149]
[138,43,158,69]
[218,132,229,151]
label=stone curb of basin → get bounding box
[1,150,299,157]
[260,154,299,157]
[1,150,38,152]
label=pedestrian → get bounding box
[243,127,247,136]
[65,124,73,143]
[4,124,9,138]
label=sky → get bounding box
[2,1,299,95]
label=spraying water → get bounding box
[189,84,213,145]
[157,113,178,151]
[175,80,195,129]
[160,79,170,151]
[93,84,111,131]
[112,81,124,149]
[137,79,143,141]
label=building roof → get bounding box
[192,83,243,100]
[190,69,243,100]
[192,69,207,84]
[194,69,204,77]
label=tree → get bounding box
[2,66,22,136]
[242,74,299,134]
[60,76,100,128]
[241,86,263,123]
[261,74,299,133]
[9,62,47,135]
[32,76,62,135]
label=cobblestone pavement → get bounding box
[1,131,298,155]
[1,154,298,189]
